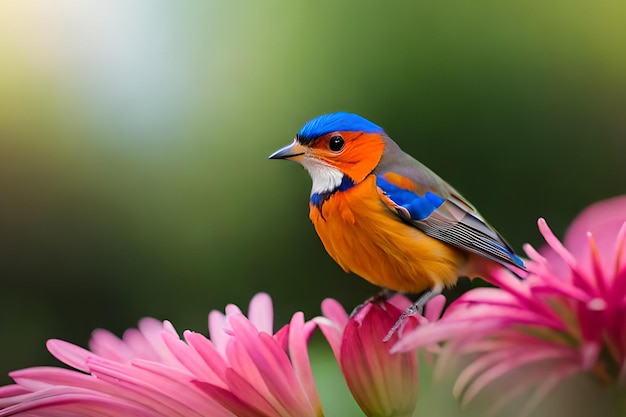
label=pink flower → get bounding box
[315,295,445,417]
[0,293,323,417]
[394,195,626,414]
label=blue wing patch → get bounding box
[377,173,526,271]
[511,254,525,268]
[376,176,444,220]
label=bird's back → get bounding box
[374,135,524,272]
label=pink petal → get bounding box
[287,313,321,414]
[225,335,273,403]
[161,332,221,384]
[229,316,314,416]
[195,376,274,417]
[247,293,274,335]
[394,318,528,353]
[424,295,446,322]
[224,304,243,317]
[0,388,160,417]
[225,337,271,402]
[386,294,413,311]
[340,302,418,417]
[312,317,343,362]
[132,360,232,417]
[273,324,290,352]
[89,329,134,363]
[457,347,578,404]
[184,331,229,384]
[9,367,113,394]
[530,276,594,303]
[209,311,231,356]
[137,319,181,367]
[537,218,604,297]
[223,318,293,414]
[314,298,349,361]
[587,232,609,294]
[0,385,28,400]
[564,195,626,268]
[482,267,531,300]
[538,218,578,271]
[120,327,162,362]
[85,357,202,417]
[320,298,348,329]
[47,340,94,373]
[524,243,547,264]
[614,222,626,275]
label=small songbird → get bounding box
[270,112,525,335]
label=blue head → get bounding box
[296,112,384,143]
[270,112,388,202]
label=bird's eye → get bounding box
[328,135,345,152]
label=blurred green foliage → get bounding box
[1,1,625,414]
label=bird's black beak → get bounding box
[269,139,306,161]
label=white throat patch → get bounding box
[301,157,344,195]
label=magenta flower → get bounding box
[394,195,626,414]
[0,293,323,417]
[315,295,445,417]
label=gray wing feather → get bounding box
[375,136,525,270]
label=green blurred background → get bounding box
[1,1,625,415]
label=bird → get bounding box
[270,112,526,338]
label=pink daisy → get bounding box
[0,293,323,417]
[315,294,445,417]
[394,195,626,414]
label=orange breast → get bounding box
[309,175,465,293]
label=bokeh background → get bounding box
[1,1,625,415]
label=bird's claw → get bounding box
[382,284,443,342]
[383,304,419,342]
[350,288,396,317]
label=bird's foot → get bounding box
[383,284,443,342]
[383,304,418,342]
[350,288,397,317]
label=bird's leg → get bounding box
[350,288,397,317]
[383,284,443,342]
